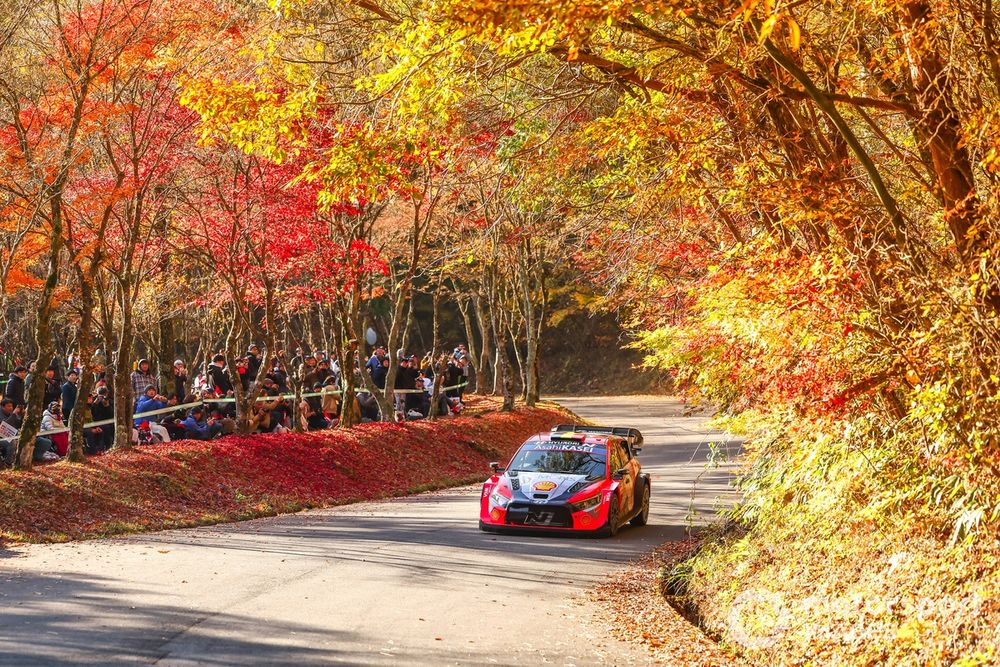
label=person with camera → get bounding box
[181,405,223,440]
[134,385,172,443]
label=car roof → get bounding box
[525,432,621,447]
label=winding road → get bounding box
[0,396,738,665]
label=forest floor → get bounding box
[0,397,569,543]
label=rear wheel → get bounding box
[631,483,650,526]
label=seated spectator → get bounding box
[356,392,379,422]
[321,377,340,421]
[404,376,430,420]
[158,394,188,441]
[181,406,223,440]
[0,404,57,463]
[40,401,67,457]
[300,383,329,431]
[134,385,171,443]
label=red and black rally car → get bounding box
[479,424,650,536]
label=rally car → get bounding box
[479,424,650,536]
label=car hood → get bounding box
[508,471,594,502]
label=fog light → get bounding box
[490,509,501,521]
[580,515,592,526]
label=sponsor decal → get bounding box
[533,481,557,492]
[527,442,604,453]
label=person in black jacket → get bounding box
[61,370,80,418]
[246,345,262,384]
[5,366,27,408]
[207,354,233,395]
[42,368,61,408]
[172,360,188,398]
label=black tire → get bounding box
[601,494,620,537]
[631,482,650,527]
[478,520,495,533]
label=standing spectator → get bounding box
[299,356,319,390]
[42,368,61,408]
[61,369,80,418]
[23,361,37,394]
[130,359,157,404]
[268,357,289,393]
[207,354,233,395]
[90,387,114,452]
[371,356,389,389]
[246,344,262,383]
[5,366,27,408]
[172,360,188,398]
[316,359,332,385]
[365,346,386,377]
[236,356,249,391]
[393,356,416,414]
[80,394,108,454]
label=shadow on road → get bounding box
[0,571,368,665]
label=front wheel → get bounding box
[601,494,620,537]
[631,483,650,526]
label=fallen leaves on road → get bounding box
[589,539,736,666]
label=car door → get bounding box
[611,441,634,517]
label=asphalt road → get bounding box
[0,396,738,666]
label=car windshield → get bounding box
[509,444,607,480]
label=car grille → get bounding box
[505,502,573,528]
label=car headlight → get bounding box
[489,485,512,509]
[571,493,602,513]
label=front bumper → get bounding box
[479,498,609,532]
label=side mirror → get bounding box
[489,462,504,474]
[611,468,627,481]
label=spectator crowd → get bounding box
[0,343,472,466]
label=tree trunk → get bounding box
[428,285,444,420]
[486,288,515,412]
[14,201,62,468]
[65,282,97,463]
[473,294,494,394]
[456,295,481,394]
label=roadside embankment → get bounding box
[0,399,570,543]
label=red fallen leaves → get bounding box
[0,402,569,543]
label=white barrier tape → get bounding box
[34,400,206,437]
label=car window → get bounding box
[609,443,623,472]
[617,438,632,461]
[509,445,608,481]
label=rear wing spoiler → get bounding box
[551,424,644,452]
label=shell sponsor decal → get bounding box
[533,481,557,492]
